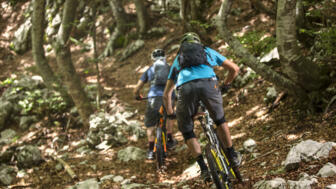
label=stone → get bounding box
[287,173,317,189]
[243,138,257,152]
[95,141,111,151]
[12,18,32,54]
[146,27,166,36]
[0,129,16,145]
[113,175,124,183]
[283,140,334,171]
[46,13,61,37]
[76,146,91,155]
[117,146,146,162]
[253,178,287,189]
[317,162,336,177]
[121,183,147,189]
[120,179,131,185]
[19,115,38,130]
[0,101,13,130]
[87,113,127,148]
[17,170,27,178]
[326,184,336,189]
[100,174,114,182]
[71,178,99,189]
[264,87,277,103]
[124,121,146,139]
[16,145,43,168]
[180,162,200,180]
[260,48,280,63]
[0,165,16,186]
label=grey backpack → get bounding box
[151,58,170,86]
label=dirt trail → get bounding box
[1,1,336,188]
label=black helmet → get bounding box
[151,49,165,60]
[180,32,201,44]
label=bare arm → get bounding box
[163,79,175,115]
[133,80,145,97]
[221,59,239,84]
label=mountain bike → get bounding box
[154,105,168,170]
[138,97,168,170]
[196,101,242,189]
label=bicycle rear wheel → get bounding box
[155,127,165,169]
[216,133,242,182]
[205,144,232,189]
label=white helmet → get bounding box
[151,49,165,60]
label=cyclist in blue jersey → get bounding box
[134,49,177,160]
[163,32,241,181]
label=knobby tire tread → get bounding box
[205,144,231,189]
[216,133,243,182]
[156,127,164,169]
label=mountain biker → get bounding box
[163,32,241,181]
[134,49,177,160]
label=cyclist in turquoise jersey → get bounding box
[163,32,241,181]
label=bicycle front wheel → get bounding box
[155,127,165,169]
[205,144,232,189]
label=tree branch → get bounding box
[57,0,78,45]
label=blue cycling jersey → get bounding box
[140,66,165,97]
[168,47,227,87]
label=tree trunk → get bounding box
[276,0,326,91]
[134,0,148,36]
[102,0,127,57]
[54,0,93,127]
[90,2,102,109]
[31,0,74,106]
[190,0,199,20]
[216,0,307,98]
[179,0,189,32]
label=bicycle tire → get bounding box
[155,127,165,169]
[205,144,232,189]
[216,133,242,182]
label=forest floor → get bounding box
[1,1,336,189]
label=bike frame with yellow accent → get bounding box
[197,102,238,189]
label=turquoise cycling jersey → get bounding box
[167,47,227,87]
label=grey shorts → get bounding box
[144,96,163,127]
[176,78,226,134]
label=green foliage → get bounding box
[9,42,15,51]
[69,37,91,52]
[315,28,336,57]
[238,31,276,57]
[268,166,286,175]
[189,20,214,31]
[166,10,180,21]
[2,77,68,116]
[114,35,127,48]
[18,89,67,115]
[0,78,15,86]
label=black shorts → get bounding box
[144,96,163,127]
[176,78,226,134]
